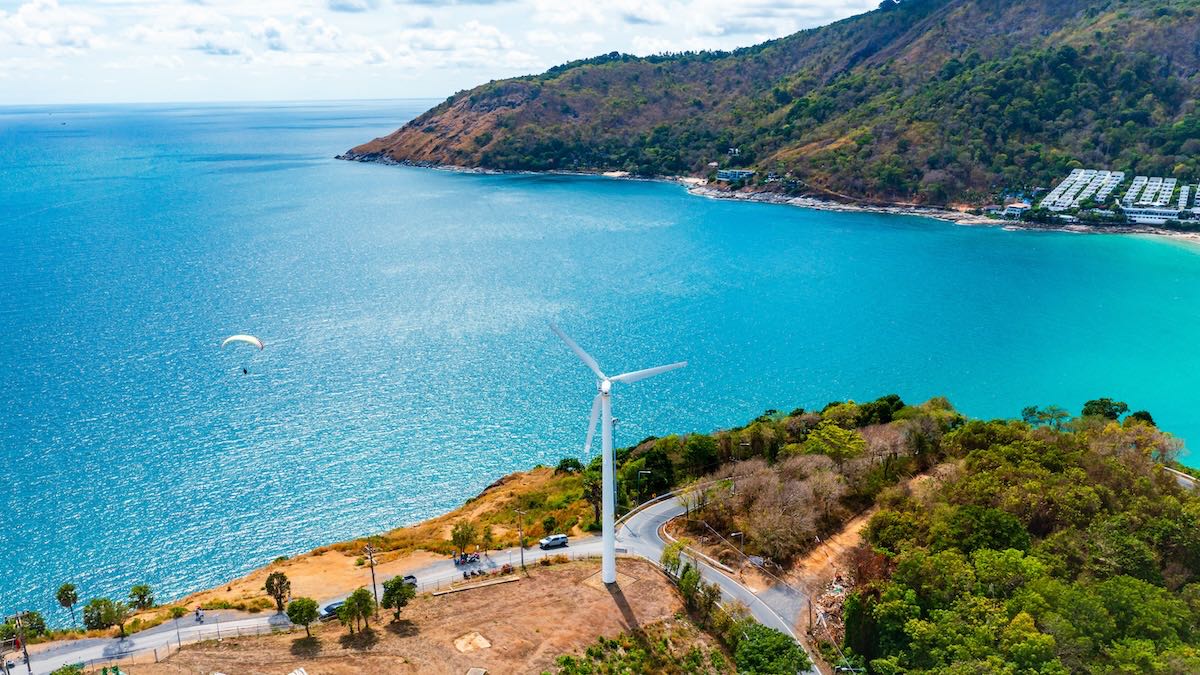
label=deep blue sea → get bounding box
[3,100,1199,622]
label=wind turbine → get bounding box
[551,323,686,584]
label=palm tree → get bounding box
[56,583,79,627]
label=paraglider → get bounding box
[221,334,263,375]
[221,334,264,350]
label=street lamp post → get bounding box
[730,531,744,557]
[635,470,651,505]
[364,541,380,617]
[515,509,527,571]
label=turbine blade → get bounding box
[550,323,605,380]
[610,361,687,384]
[584,393,601,455]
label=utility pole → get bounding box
[363,541,380,615]
[515,509,527,571]
[11,614,31,675]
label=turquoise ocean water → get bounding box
[2,100,1199,621]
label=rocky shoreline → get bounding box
[683,185,1009,227]
[335,153,1200,243]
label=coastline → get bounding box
[685,185,1200,242]
[335,152,1200,243]
[31,465,587,644]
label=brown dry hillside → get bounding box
[345,0,1200,205]
[127,467,591,623]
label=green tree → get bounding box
[264,571,291,613]
[660,539,687,578]
[451,520,478,556]
[972,548,1045,598]
[803,421,866,469]
[1127,410,1155,426]
[381,577,417,622]
[542,515,558,535]
[56,583,79,627]
[82,597,109,630]
[822,401,862,429]
[696,581,722,627]
[286,597,319,637]
[930,504,1030,554]
[683,434,719,476]
[481,525,495,553]
[49,666,84,675]
[678,565,702,610]
[1081,397,1128,420]
[582,469,602,526]
[128,584,154,610]
[1022,405,1069,429]
[110,601,132,638]
[11,611,46,638]
[734,623,811,674]
[82,597,129,634]
[339,587,376,634]
[555,457,584,474]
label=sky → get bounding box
[0,0,881,104]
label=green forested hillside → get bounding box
[846,415,1200,673]
[347,0,1200,205]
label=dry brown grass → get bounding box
[125,466,591,629]
[126,558,681,675]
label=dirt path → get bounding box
[788,509,875,600]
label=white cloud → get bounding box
[0,0,105,51]
[328,0,377,13]
[612,0,670,26]
[0,0,884,103]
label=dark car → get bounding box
[320,601,344,621]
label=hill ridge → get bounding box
[345,0,1200,205]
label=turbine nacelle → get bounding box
[552,323,685,458]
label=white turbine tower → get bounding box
[551,323,686,584]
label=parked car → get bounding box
[538,533,568,550]
[402,575,417,586]
[320,600,344,621]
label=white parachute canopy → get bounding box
[221,334,264,350]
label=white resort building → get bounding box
[1040,168,1197,225]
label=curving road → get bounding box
[28,497,814,674]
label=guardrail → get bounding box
[48,621,293,675]
[1166,466,1198,489]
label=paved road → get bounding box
[616,498,818,673]
[28,498,814,674]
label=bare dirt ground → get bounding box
[127,558,682,675]
[788,510,874,600]
[177,550,446,615]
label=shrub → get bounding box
[555,457,584,474]
[734,623,811,674]
[128,584,154,610]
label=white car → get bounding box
[538,534,568,550]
